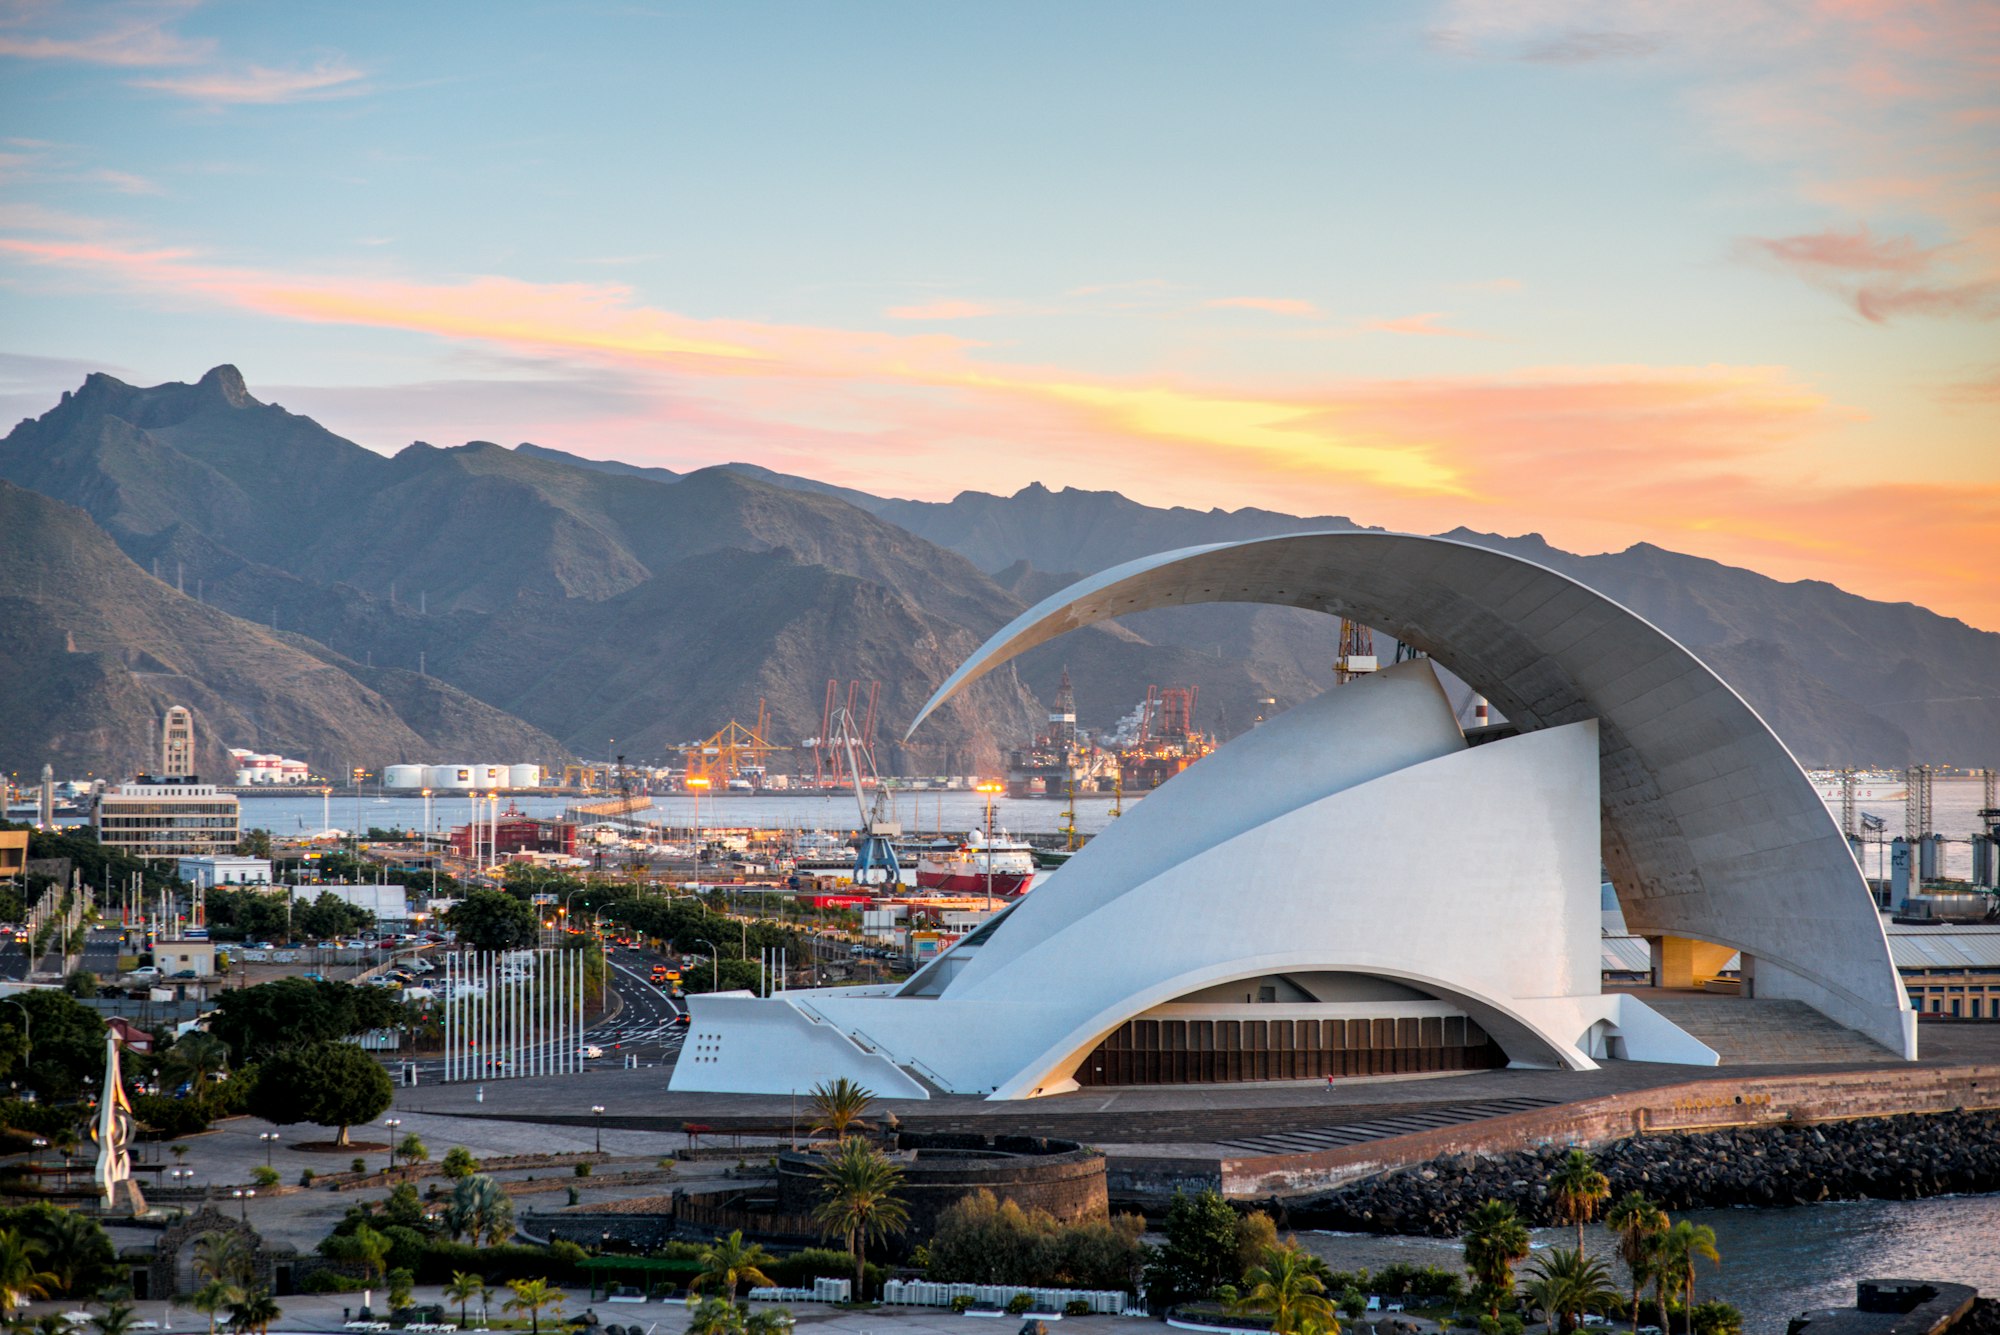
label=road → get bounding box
[391,940,687,1083]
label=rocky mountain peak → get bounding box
[196,364,255,408]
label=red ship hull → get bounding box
[914,868,1035,896]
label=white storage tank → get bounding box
[383,764,428,790]
[431,764,474,790]
[508,763,542,789]
[479,763,507,789]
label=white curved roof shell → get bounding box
[910,532,1912,1060]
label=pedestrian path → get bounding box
[1212,1095,1561,1155]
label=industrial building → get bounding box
[383,763,544,790]
[673,532,1915,1101]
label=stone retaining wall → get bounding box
[1113,1062,2000,1199]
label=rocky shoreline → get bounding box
[1276,1109,2000,1238]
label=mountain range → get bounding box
[2,366,1994,783]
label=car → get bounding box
[582,1045,604,1059]
[170,969,199,979]
[670,1013,691,1027]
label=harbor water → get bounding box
[1300,1193,2000,1328]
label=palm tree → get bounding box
[1461,1199,1531,1316]
[444,1271,485,1328]
[809,1136,909,1300]
[1226,1244,1338,1335]
[167,1033,231,1095]
[1548,1149,1612,1252]
[1605,1192,1669,1332]
[502,1278,564,1335]
[38,1208,115,1295]
[192,1232,255,1288]
[1656,1220,1721,1310]
[690,1232,775,1304]
[444,1174,515,1246]
[191,1280,244,1335]
[807,1077,873,1140]
[0,1229,58,1311]
[90,1302,140,1335]
[321,1223,391,1282]
[226,1291,280,1335]
[1519,1248,1620,1335]
[683,1298,744,1335]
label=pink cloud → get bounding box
[0,1,212,68]
[131,60,367,104]
[883,299,999,321]
[6,232,1997,627]
[1362,312,1485,339]
[1204,296,1321,317]
[1745,225,1937,273]
[1744,225,1999,322]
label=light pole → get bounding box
[686,776,710,868]
[383,1117,403,1170]
[976,782,1004,912]
[169,1165,192,1191]
[591,1104,605,1154]
[695,939,718,993]
[2,996,31,1067]
[232,1188,255,1221]
[259,1131,279,1166]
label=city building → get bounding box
[94,779,241,858]
[176,855,273,888]
[673,532,1912,1101]
[0,829,25,882]
[152,938,218,978]
[297,883,409,922]
[162,706,194,776]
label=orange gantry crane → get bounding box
[681,699,787,788]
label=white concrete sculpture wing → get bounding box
[908,532,1912,1060]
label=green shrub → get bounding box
[381,1225,428,1274]
[573,1161,592,1177]
[440,1146,477,1179]
[1063,1300,1091,1317]
[1691,1302,1743,1335]
[415,1241,600,1286]
[1005,1293,1033,1316]
[1372,1263,1464,1301]
[300,1269,370,1294]
[949,1297,973,1314]
[351,1157,366,1174]
[387,1267,415,1310]
[299,1169,316,1188]
[768,1249,878,1292]
[926,1189,1145,1292]
[250,1165,281,1189]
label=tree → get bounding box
[1605,1192,1669,1333]
[446,891,538,951]
[1225,1244,1337,1335]
[0,1229,56,1310]
[445,1271,485,1329]
[1518,1249,1619,1335]
[807,1078,874,1140]
[1145,1189,1242,1307]
[193,1232,255,1288]
[319,1223,390,1282]
[246,1041,392,1146]
[395,1133,428,1164]
[810,1138,909,1299]
[502,1278,564,1335]
[165,1032,232,1094]
[1689,1301,1743,1335]
[691,1231,775,1304]
[1548,1149,1611,1252]
[227,1291,280,1335]
[683,1298,744,1335]
[1655,1220,1721,1310]
[441,1146,478,1179]
[387,1268,415,1311]
[192,1280,244,1335]
[8,990,107,1101]
[0,1204,116,1297]
[1462,1199,1531,1316]
[444,1174,515,1246]
[89,1301,140,1335]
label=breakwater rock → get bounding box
[1280,1109,2000,1238]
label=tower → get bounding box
[1050,667,1077,750]
[162,706,195,778]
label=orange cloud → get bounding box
[1362,312,1486,338]
[5,232,1997,626]
[884,299,999,321]
[1204,297,1321,317]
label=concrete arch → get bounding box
[911,532,1912,1058]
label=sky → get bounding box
[2,1,1997,628]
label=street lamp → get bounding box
[976,782,1005,912]
[169,1166,193,1191]
[694,939,718,993]
[686,777,710,867]
[383,1117,403,1170]
[232,1188,255,1221]
[259,1131,279,1166]
[591,1104,605,1154]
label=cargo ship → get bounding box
[914,830,1037,897]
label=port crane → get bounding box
[1334,619,1378,684]
[829,706,900,885]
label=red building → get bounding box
[450,818,578,859]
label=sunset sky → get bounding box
[3,1,1996,627]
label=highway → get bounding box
[391,940,687,1084]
